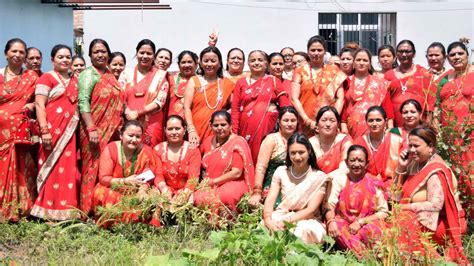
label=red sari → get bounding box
[154,141,201,194]
[93,142,161,227]
[31,72,80,220]
[310,134,352,174]
[193,135,255,212]
[385,65,437,126]
[294,64,346,136]
[355,133,404,192]
[0,69,38,222]
[395,159,468,264]
[231,75,290,163]
[342,75,394,139]
[167,73,190,118]
[79,67,124,215]
[190,76,233,142]
[125,66,169,147]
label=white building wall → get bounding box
[0,0,73,71]
[81,1,473,70]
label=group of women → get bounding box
[0,34,471,263]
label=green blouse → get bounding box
[78,66,101,113]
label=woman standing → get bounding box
[183,47,234,146]
[231,50,290,163]
[122,39,169,147]
[354,106,404,192]
[249,106,298,206]
[426,42,450,83]
[394,126,467,264]
[78,39,124,215]
[341,48,394,139]
[224,48,246,83]
[167,50,198,118]
[70,55,86,77]
[0,38,39,222]
[263,133,328,244]
[193,111,254,214]
[108,52,126,82]
[326,145,388,257]
[154,115,201,202]
[155,48,172,71]
[292,36,346,136]
[339,45,357,77]
[384,40,437,126]
[437,41,473,215]
[280,47,294,80]
[268,52,292,99]
[32,44,80,221]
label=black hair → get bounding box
[166,114,187,128]
[409,126,437,147]
[294,51,310,63]
[210,109,231,124]
[72,55,85,64]
[426,42,446,57]
[4,38,27,54]
[136,39,156,55]
[273,106,299,133]
[109,51,126,65]
[268,52,284,62]
[285,133,318,170]
[447,41,469,56]
[88,38,112,58]
[365,106,387,121]
[396,39,416,54]
[197,46,223,78]
[226,47,245,71]
[27,47,42,57]
[354,48,375,74]
[156,47,172,60]
[120,120,144,134]
[50,44,71,58]
[177,50,198,64]
[347,144,369,162]
[400,99,422,114]
[316,106,341,124]
[377,45,398,68]
[307,35,327,51]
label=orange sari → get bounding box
[167,73,190,118]
[190,76,233,141]
[0,69,38,222]
[294,64,346,136]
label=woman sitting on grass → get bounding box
[263,133,329,244]
[93,120,162,227]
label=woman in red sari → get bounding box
[78,39,125,215]
[70,55,86,78]
[231,50,290,164]
[0,38,38,222]
[292,36,346,136]
[355,106,404,193]
[93,120,162,227]
[183,47,234,147]
[123,39,169,147]
[194,110,255,214]
[154,115,201,203]
[167,51,198,118]
[394,126,467,264]
[224,48,246,84]
[108,52,126,82]
[309,106,352,178]
[384,40,437,126]
[437,41,473,217]
[374,45,397,79]
[268,52,292,101]
[390,99,422,145]
[341,48,394,139]
[326,145,388,257]
[32,45,80,221]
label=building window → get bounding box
[318,13,396,55]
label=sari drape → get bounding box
[93,142,161,227]
[270,166,328,244]
[294,64,346,136]
[395,159,467,264]
[154,141,201,194]
[438,72,473,215]
[0,69,38,222]
[231,75,290,163]
[194,135,255,212]
[31,72,80,220]
[342,75,394,139]
[125,66,169,147]
[190,76,233,142]
[310,133,352,176]
[333,174,387,256]
[384,65,437,126]
[167,73,189,118]
[79,67,124,215]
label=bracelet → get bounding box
[187,125,196,133]
[86,125,98,132]
[326,218,336,225]
[395,169,407,175]
[40,126,50,135]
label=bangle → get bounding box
[326,218,335,225]
[40,126,50,135]
[395,169,407,175]
[187,125,196,133]
[86,125,98,132]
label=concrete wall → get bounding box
[0,0,73,71]
[82,0,473,70]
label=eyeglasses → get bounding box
[397,50,414,55]
[282,54,293,58]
